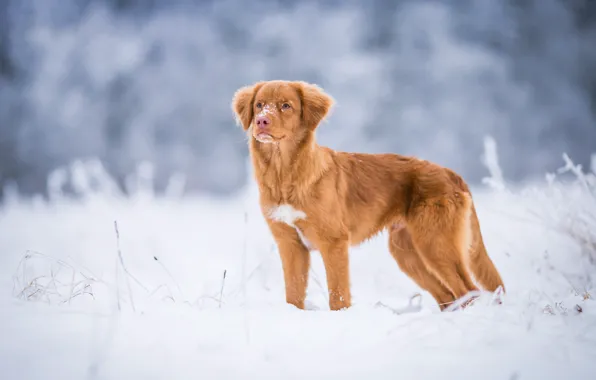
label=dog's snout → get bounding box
[255,116,271,129]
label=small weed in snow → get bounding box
[13,251,100,305]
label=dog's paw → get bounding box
[491,285,505,305]
[444,291,482,312]
[446,288,505,312]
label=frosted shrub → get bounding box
[482,135,595,266]
[531,153,596,265]
[12,251,101,306]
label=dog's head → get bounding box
[231,80,334,144]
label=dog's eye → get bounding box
[281,103,291,110]
[256,102,263,109]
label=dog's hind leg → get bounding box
[388,225,456,310]
[468,205,505,293]
[407,192,479,305]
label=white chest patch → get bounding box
[268,204,306,227]
[295,227,314,250]
[268,204,314,249]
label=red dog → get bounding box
[232,80,505,311]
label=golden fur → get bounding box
[231,80,505,311]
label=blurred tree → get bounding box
[0,0,595,201]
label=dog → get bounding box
[231,80,505,311]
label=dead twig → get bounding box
[114,221,136,312]
[219,269,227,308]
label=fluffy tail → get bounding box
[468,205,505,292]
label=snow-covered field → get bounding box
[1,156,595,380]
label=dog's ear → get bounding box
[232,83,263,131]
[295,82,335,130]
[299,82,335,131]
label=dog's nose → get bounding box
[255,116,270,129]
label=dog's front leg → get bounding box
[319,239,351,311]
[267,221,310,309]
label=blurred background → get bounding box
[0,0,595,200]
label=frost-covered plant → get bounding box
[482,135,595,265]
[479,136,595,316]
[481,134,596,304]
[13,251,100,305]
[530,153,596,266]
[46,158,187,202]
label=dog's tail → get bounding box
[467,204,505,293]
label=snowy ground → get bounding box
[0,159,595,380]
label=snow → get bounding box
[256,104,275,118]
[0,160,595,380]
